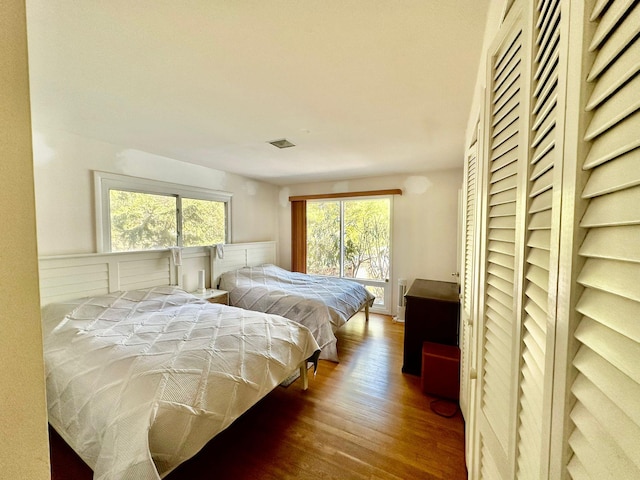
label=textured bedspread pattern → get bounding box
[219,265,375,361]
[42,286,319,480]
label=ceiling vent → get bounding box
[268,138,295,149]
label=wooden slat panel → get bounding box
[489,175,518,195]
[527,248,551,273]
[493,107,520,139]
[489,202,517,218]
[489,240,516,256]
[570,393,639,478]
[463,148,477,316]
[580,185,640,227]
[527,229,551,250]
[489,216,517,230]
[584,74,640,140]
[528,209,552,230]
[494,58,522,103]
[582,148,640,197]
[489,185,517,206]
[487,284,515,312]
[525,280,549,315]
[489,228,516,243]
[480,12,525,476]
[531,127,555,166]
[588,0,636,51]
[491,147,519,173]
[583,110,640,169]
[493,93,520,128]
[587,40,640,110]
[570,5,640,474]
[491,159,519,184]
[488,263,516,284]
[574,346,640,427]
[517,1,559,477]
[530,169,554,197]
[588,2,640,80]
[481,438,502,479]
[590,0,614,20]
[487,275,515,298]
[494,30,523,81]
[579,225,640,262]
[491,133,519,163]
[576,289,640,344]
[578,258,640,303]
[529,188,553,213]
[488,251,516,270]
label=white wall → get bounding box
[0,0,50,477]
[465,0,510,146]
[278,169,463,313]
[32,126,462,315]
[33,129,281,256]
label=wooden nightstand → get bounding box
[191,289,229,305]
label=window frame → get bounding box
[94,171,232,253]
[306,194,394,314]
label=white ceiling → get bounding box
[25,1,490,186]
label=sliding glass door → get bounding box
[307,197,392,312]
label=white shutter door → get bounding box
[460,140,479,471]
[516,0,562,478]
[460,141,478,420]
[476,7,527,477]
[463,144,478,320]
[567,0,640,478]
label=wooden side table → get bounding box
[402,279,459,376]
[191,289,229,305]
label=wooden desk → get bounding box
[402,279,459,376]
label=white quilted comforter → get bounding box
[218,265,375,362]
[42,286,320,480]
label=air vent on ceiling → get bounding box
[268,139,295,149]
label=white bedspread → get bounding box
[42,286,319,480]
[218,265,375,361]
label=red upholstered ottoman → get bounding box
[421,341,461,401]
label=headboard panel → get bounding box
[212,241,276,287]
[39,242,277,306]
[39,250,176,306]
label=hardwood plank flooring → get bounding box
[49,313,467,479]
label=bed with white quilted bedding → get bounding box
[218,264,375,362]
[42,286,320,480]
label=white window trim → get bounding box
[94,171,232,253]
[307,194,394,314]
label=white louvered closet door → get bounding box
[460,139,479,471]
[460,140,478,419]
[515,0,563,478]
[567,0,640,478]
[474,4,528,478]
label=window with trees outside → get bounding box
[307,197,392,312]
[95,172,230,252]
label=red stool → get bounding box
[421,341,460,401]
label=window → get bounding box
[306,197,392,312]
[95,172,230,252]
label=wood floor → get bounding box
[49,313,467,479]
